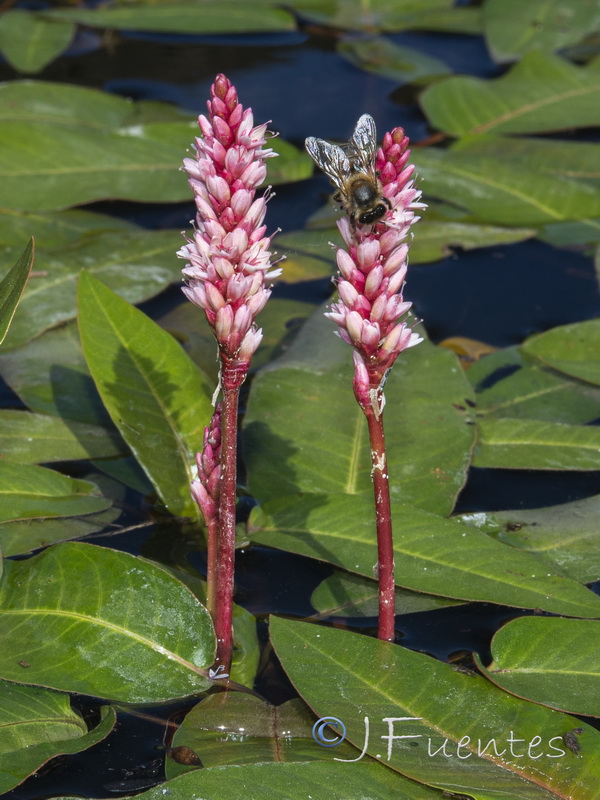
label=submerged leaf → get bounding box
[166,693,358,779]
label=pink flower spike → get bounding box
[178,73,280,372]
[319,115,423,388]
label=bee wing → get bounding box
[349,113,378,174]
[305,136,351,193]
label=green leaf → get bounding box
[0,462,110,523]
[0,542,215,702]
[292,0,481,35]
[0,506,121,557]
[0,10,74,74]
[0,208,137,248]
[484,0,600,63]
[337,37,450,84]
[268,138,313,184]
[0,238,33,346]
[0,323,112,427]
[244,309,475,516]
[451,135,600,186]
[1,228,184,350]
[468,347,600,425]
[0,681,115,794]
[473,418,600,470]
[539,219,600,246]
[250,494,600,617]
[410,220,536,263]
[0,409,127,464]
[45,3,295,33]
[166,693,358,779]
[55,759,443,800]
[271,617,600,799]
[476,617,600,717]
[420,51,600,135]
[78,272,213,518]
[412,146,600,226]
[478,493,600,585]
[521,319,600,387]
[310,570,463,618]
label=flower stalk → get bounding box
[179,74,280,671]
[324,125,425,641]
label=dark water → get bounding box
[2,19,600,800]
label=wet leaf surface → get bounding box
[0,543,215,702]
[272,617,600,799]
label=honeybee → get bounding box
[305,114,392,228]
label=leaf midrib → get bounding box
[1,608,203,675]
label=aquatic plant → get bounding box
[178,74,281,670]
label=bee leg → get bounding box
[383,196,392,211]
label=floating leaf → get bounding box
[0,209,137,249]
[250,493,600,617]
[473,418,600,470]
[166,693,358,779]
[292,0,481,35]
[0,681,115,794]
[521,319,600,387]
[476,617,600,717]
[271,617,600,799]
[310,570,462,618]
[1,229,183,350]
[451,135,600,186]
[420,51,600,135]
[468,347,600,425]
[78,272,213,518]
[479,493,600,585]
[0,506,121,557]
[539,219,600,246]
[244,309,475,516]
[412,145,600,226]
[410,220,536,263]
[484,0,600,63]
[0,542,215,702]
[337,37,450,84]
[55,759,442,800]
[0,323,111,427]
[0,409,126,464]
[45,3,295,34]
[0,10,74,73]
[268,138,313,183]
[0,462,109,524]
[0,239,33,346]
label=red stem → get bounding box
[205,517,218,618]
[212,359,247,673]
[363,397,396,642]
